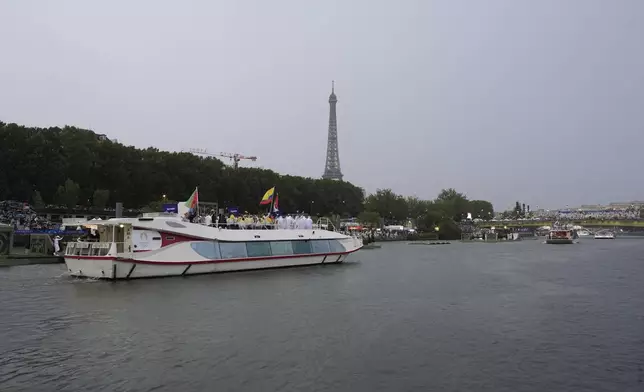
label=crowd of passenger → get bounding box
[184,210,315,230]
[0,200,57,230]
[529,206,641,221]
[43,204,140,213]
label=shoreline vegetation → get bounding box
[1,121,495,239]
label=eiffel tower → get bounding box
[322,81,343,180]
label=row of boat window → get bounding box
[190,239,346,259]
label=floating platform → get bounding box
[408,241,451,246]
[0,254,64,266]
[362,243,382,249]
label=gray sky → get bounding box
[2,0,643,211]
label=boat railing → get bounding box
[316,217,336,231]
[65,241,113,257]
[233,223,278,230]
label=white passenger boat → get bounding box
[64,214,363,280]
[594,230,615,240]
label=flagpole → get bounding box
[269,187,276,216]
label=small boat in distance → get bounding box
[576,228,593,237]
[64,213,363,280]
[594,230,615,239]
[545,229,576,244]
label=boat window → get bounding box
[311,240,331,254]
[219,242,248,259]
[246,241,272,257]
[292,240,312,254]
[328,239,346,253]
[190,242,221,259]
[166,221,187,228]
[270,241,293,256]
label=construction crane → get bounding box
[186,148,258,169]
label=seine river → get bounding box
[1,239,643,391]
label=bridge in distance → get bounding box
[477,220,644,228]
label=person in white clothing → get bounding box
[306,215,313,229]
[295,215,302,229]
[277,215,285,229]
[53,235,62,255]
[286,215,295,229]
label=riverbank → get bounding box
[0,253,63,266]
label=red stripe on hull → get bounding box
[65,247,361,264]
[65,255,117,260]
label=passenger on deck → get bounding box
[306,215,313,229]
[294,214,301,229]
[286,215,295,229]
[277,215,286,229]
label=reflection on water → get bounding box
[1,240,644,391]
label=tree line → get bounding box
[0,122,495,227]
[358,188,494,235]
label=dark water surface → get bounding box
[1,240,644,391]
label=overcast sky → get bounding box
[2,0,643,211]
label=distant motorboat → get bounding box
[545,229,576,244]
[594,230,615,240]
[576,229,592,237]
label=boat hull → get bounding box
[545,239,574,244]
[65,252,355,280]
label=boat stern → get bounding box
[65,255,116,279]
[64,242,121,279]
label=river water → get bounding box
[1,239,643,391]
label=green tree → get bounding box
[364,189,408,223]
[92,189,110,208]
[357,211,381,228]
[468,199,494,219]
[32,190,45,209]
[55,179,80,209]
[435,188,469,221]
[0,123,365,215]
[0,122,497,221]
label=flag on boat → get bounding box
[185,187,199,209]
[260,187,275,205]
[273,194,279,212]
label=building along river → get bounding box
[1,239,643,391]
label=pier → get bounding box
[0,225,64,266]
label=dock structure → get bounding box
[0,225,64,265]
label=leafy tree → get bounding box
[0,122,496,221]
[55,179,80,209]
[364,189,408,223]
[32,190,45,209]
[357,211,381,228]
[0,122,365,215]
[468,199,494,219]
[417,210,443,231]
[92,189,110,208]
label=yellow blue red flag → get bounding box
[260,187,275,205]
